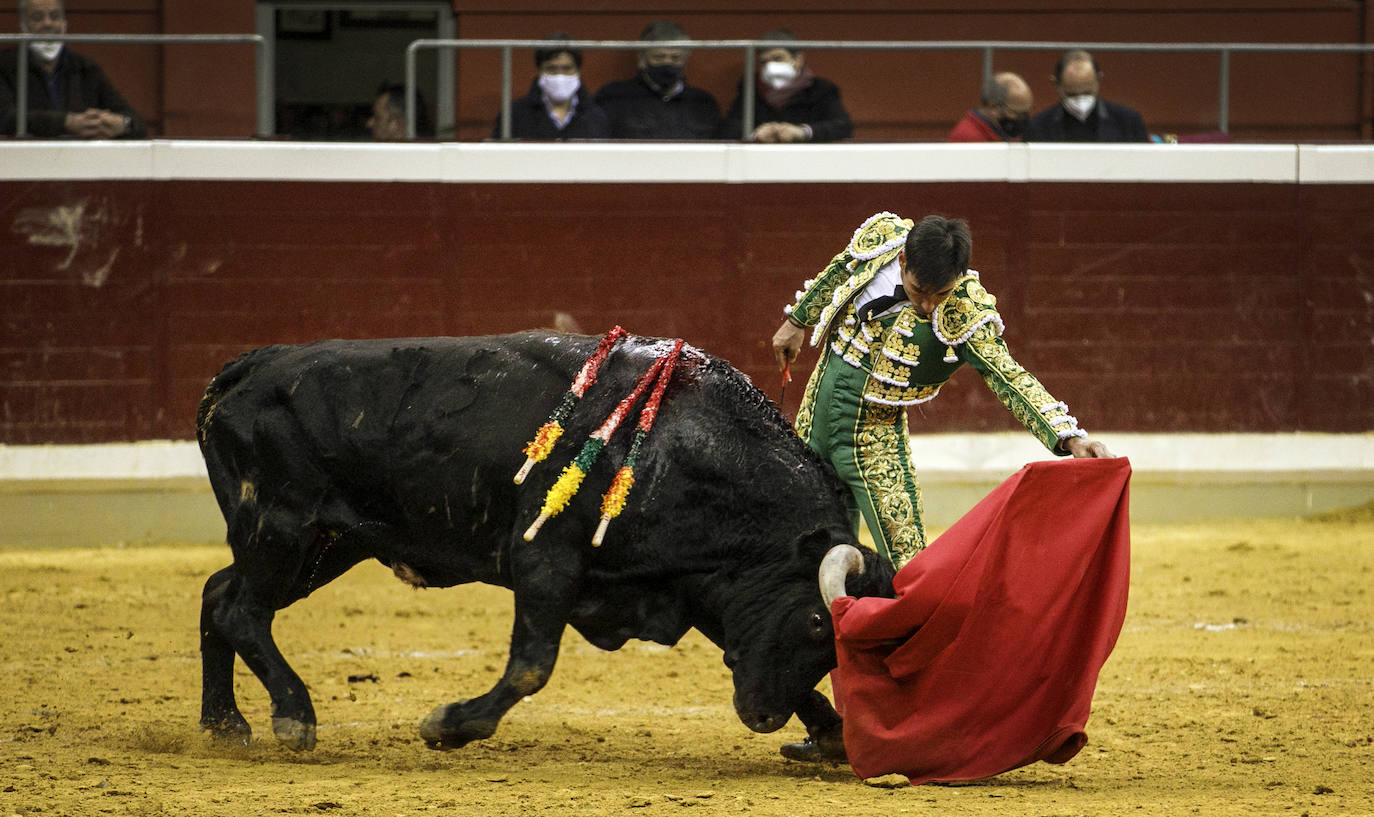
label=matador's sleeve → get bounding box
[783,248,852,328]
[960,323,1088,454]
[784,212,913,331]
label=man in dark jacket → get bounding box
[1024,50,1147,143]
[720,28,851,143]
[1,0,145,138]
[594,20,721,140]
[492,33,609,140]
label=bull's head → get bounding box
[709,530,894,734]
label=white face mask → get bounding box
[29,41,64,62]
[538,73,581,104]
[760,60,798,89]
[1062,94,1097,122]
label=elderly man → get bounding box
[947,71,1033,142]
[0,0,145,138]
[594,20,721,140]
[1024,49,1147,143]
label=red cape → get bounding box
[831,457,1132,784]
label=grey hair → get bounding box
[639,20,689,43]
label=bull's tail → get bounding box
[195,345,289,446]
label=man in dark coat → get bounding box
[1,0,145,138]
[1024,49,1147,143]
[719,28,852,143]
[594,20,721,140]
[492,33,609,140]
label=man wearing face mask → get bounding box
[719,28,852,143]
[1023,50,1147,143]
[947,72,1032,142]
[494,33,610,140]
[1,0,145,138]
[594,20,721,140]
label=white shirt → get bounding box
[855,257,905,319]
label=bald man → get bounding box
[947,71,1032,142]
[1024,49,1147,143]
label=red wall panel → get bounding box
[3,176,1370,443]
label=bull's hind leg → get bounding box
[209,506,323,751]
[420,544,581,749]
[200,565,251,744]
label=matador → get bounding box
[772,212,1114,569]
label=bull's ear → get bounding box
[790,526,843,564]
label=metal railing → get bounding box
[3,33,266,137]
[406,38,1374,141]
[6,34,1371,141]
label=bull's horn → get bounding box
[819,544,864,609]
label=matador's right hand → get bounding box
[772,319,805,372]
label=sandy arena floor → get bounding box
[1,511,1370,816]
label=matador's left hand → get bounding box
[1065,436,1115,458]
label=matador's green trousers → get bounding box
[795,349,927,568]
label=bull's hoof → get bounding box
[201,715,252,746]
[419,702,498,750]
[780,735,849,765]
[271,717,317,751]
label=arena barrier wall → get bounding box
[1,433,1371,547]
[2,141,1371,544]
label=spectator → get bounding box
[492,33,609,140]
[1024,50,1148,143]
[719,28,851,143]
[0,0,145,138]
[594,20,721,140]
[947,71,1032,142]
[368,82,433,140]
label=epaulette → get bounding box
[846,212,913,265]
[932,272,1004,362]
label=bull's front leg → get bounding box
[419,544,580,749]
[782,688,848,763]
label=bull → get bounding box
[195,331,892,753]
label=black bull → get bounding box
[195,332,894,751]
